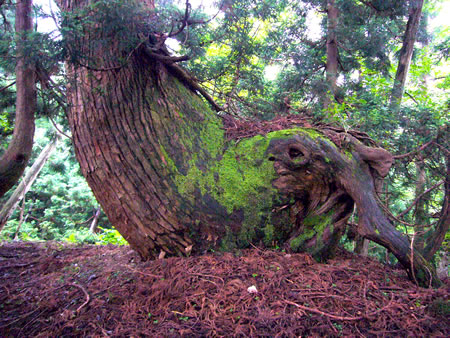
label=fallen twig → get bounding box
[284,299,365,321]
[123,265,162,279]
[284,298,392,321]
[67,282,90,314]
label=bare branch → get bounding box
[0,81,15,93]
[145,52,190,63]
[393,139,434,160]
[168,0,191,38]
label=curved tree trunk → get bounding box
[0,0,36,198]
[57,0,439,287]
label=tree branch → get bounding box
[168,0,191,38]
[145,51,190,63]
[393,139,434,159]
[0,81,15,93]
[142,45,222,112]
[397,181,444,219]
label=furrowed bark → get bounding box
[57,0,354,260]
[0,0,36,198]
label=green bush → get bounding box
[63,228,97,244]
[95,227,128,246]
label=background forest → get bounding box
[0,0,448,271]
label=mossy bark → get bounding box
[57,0,439,287]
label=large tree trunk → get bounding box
[0,0,36,198]
[56,0,439,287]
[389,0,424,110]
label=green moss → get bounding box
[141,72,347,254]
[290,210,334,253]
[263,221,275,246]
[263,127,319,140]
[267,127,338,151]
[199,115,225,160]
[215,134,276,213]
[343,149,353,160]
[159,144,178,173]
[220,226,238,251]
[162,123,336,248]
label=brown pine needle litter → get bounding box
[0,241,448,337]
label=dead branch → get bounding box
[376,193,437,228]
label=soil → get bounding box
[0,241,448,337]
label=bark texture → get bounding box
[57,0,439,287]
[389,0,424,110]
[324,0,339,108]
[0,0,36,198]
[423,154,449,261]
[414,160,427,250]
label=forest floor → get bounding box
[0,241,448,337]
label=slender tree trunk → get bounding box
[354,237,369,256]
[0,0,36,198]
[89,207,101,233]
[14,197,27,240]
[423,154,449,260]
[414,159,427,250]
[389,0,424,110]
[324,0,339,109]
[0,135,60,231]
